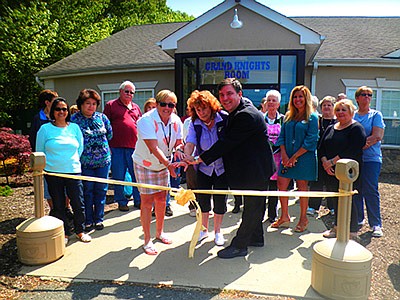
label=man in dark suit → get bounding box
[190,78,275,259]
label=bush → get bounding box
[0,127,31,185]
[0,185,13,197]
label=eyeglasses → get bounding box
[360,93,372,97]
[124,90,135,95]
[159,102,176,108]
[54,107,68,112]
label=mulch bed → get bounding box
[0,172,399,299]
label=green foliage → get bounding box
[0,185,13,197]
[0,0,194,129]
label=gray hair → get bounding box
[119,81,135,91]
[265,90,281,102]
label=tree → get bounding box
[0,0,193,128]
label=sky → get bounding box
[166,0,400,17]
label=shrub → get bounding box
[0,185,13,197]
[0,127,31,185]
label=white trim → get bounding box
[97,81,158,92]
[160,0,322,51]
[38,66,174,80]
[313,59,400,68]
[341,78,400,89]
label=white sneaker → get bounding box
[189,209,196,217]
[198,231,208,242]
[371,226,383,237]
[214,233,225,246]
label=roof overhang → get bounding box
[160,0,322,51]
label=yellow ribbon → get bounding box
[39,171,357,258]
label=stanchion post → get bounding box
[30,152,46,219]
[334,159,359,243]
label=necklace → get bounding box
[204,119,213,126]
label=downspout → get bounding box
[311,61,318,95]
[35,76,45,88]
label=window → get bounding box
[98,82,157,112]
[343,78,400,146]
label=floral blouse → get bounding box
[71,111,113,169]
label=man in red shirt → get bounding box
[103,81,142,211]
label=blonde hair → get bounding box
[143,97,156,112]
[155,90,177,104]
[334,99,357,116]
[284,85,313,123]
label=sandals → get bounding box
[294,220,309,233]
[143,241,158,255]
[155,233,173,245]
[271,218,290,228]
[76,233,92,243]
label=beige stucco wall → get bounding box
[177,7,303,53]
[48,70,175,111]
[310,66,400,99]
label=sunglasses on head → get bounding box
[124,90,135,95]
[54,107,68,112]
[360,93,372,97]
[159,101,176,108]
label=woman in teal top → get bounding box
[272,86,318,233]
[36,98,91,244]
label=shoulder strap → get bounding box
[194,123,203,154]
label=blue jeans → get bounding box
[354,161,382,227]
[82,164,110,225]
[110,147,140,206]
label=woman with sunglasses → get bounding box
[36,97,91,244]
[132,90,183,255]
[353,86,385,237]
[320,99,366,239]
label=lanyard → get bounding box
[161,123,172,155]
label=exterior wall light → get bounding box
[230,8,243,29]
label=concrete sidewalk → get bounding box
[20,198,326,299]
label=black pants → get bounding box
[326,177,359,233]
[230,184,268,249]
[267,180,278,220]
[45,174,85,235]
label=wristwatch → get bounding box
[193,155,200,163]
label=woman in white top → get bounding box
[132,90,183,255]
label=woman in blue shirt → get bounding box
[71,89,113,232]
[36,98,91,244]
[353,86,385,237]
[184,90,228,246]
[273,86,319,233]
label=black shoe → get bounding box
[95,223,104,230]
[133,203,141,209]
[232,205,240,214]
[217,246,248,259]
[118,204,129,212]
[165,206,173,217]
[248,241,264,247]
[84,224,94,232]
[266,217,277,224]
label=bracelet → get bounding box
[330,159,334,166]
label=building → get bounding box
[35,0,400,172]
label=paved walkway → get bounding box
[20,197,326,299]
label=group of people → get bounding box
[29,78,385,257]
